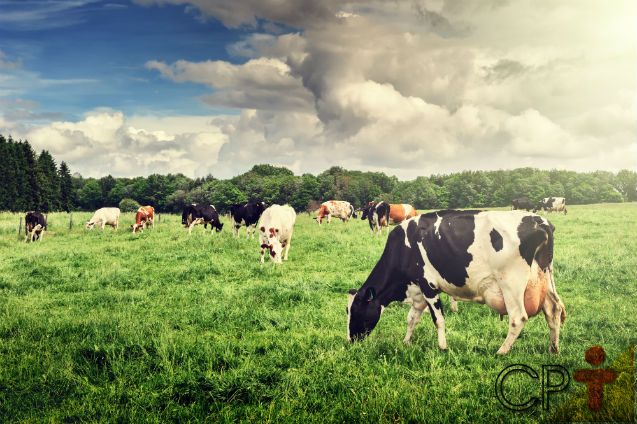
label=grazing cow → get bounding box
[346,210,566,355]
[86,208,120,230]
[132,206,155,233]
[314,200,356,225]
[360,201,418,235]
[259,204,296,264]
[537,197,567,214]
[24,211,47,242]
[182,204,223,235]
[230,202,267,238]
[511,197,535,212]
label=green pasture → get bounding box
[0,204,635,423]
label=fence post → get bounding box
[70,212,73,230]
[158,213,161,224]
[18,216,22,235]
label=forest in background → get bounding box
[1,134,636,213]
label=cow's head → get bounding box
[346,287,382,342]
[132,223,142,233]
[260,226,283,263]
[85,221,95,230]
[215,222,224,232]
[182,213,192,228]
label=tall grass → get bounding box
[0,204,635,422]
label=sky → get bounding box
[0,0,635,179]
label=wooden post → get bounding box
[18,216,22,235]
[69,212,73,230]
[158,213,161,224]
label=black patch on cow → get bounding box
[426,297,445,324]
[517,215,553,268]
[420,210,480,287]
[490,228,503,252]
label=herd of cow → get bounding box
[20,196,569,355]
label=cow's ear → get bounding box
[365,287,375,302]
[348,289,358,296]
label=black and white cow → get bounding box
[359,201,391,234]
[346,210,566,355]
[230,202,267,238]
[511,197,535,212]
[25,211,47,242]
[182,204,223,235]
[537,197,567,214]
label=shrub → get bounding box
[119,198,141,212]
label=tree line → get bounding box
[1,134,635,214]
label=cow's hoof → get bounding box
[496,346,511,355]
[548,344,560,355]
[451,303,458,312]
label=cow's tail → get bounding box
[350,205,357,219]
[539,220,566,324]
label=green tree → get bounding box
[78,180,103,210]
[98,175,117,206]
[207,180,247,213]
[58,162,74,212]
[37,150,61,212]
[614,170,637,201]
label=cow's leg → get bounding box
[260,246,265,263]
[449,295,458,312]
[403,304,425,344]
[542,267,566,354]
[38,230,43,242]
[496,273,530,355]
[283,232,292,261]
[423,292,447,350]
[246,225,251,239]
[188,220,197,235]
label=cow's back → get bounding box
[92,207,120,223]
[260,205,295,238]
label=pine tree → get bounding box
[0,135,9,210]
[19,140,41,211]
[59,162,74,212]
[37,150,61,212]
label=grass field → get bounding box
[1,203,635,423]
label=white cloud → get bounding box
[26,111,228,178]
[10,0,635,179]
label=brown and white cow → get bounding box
[360,201,418,235]
[314,200,356,225]
[347,210,566,355]
[132,206,155,233]
[259,204,296,264]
